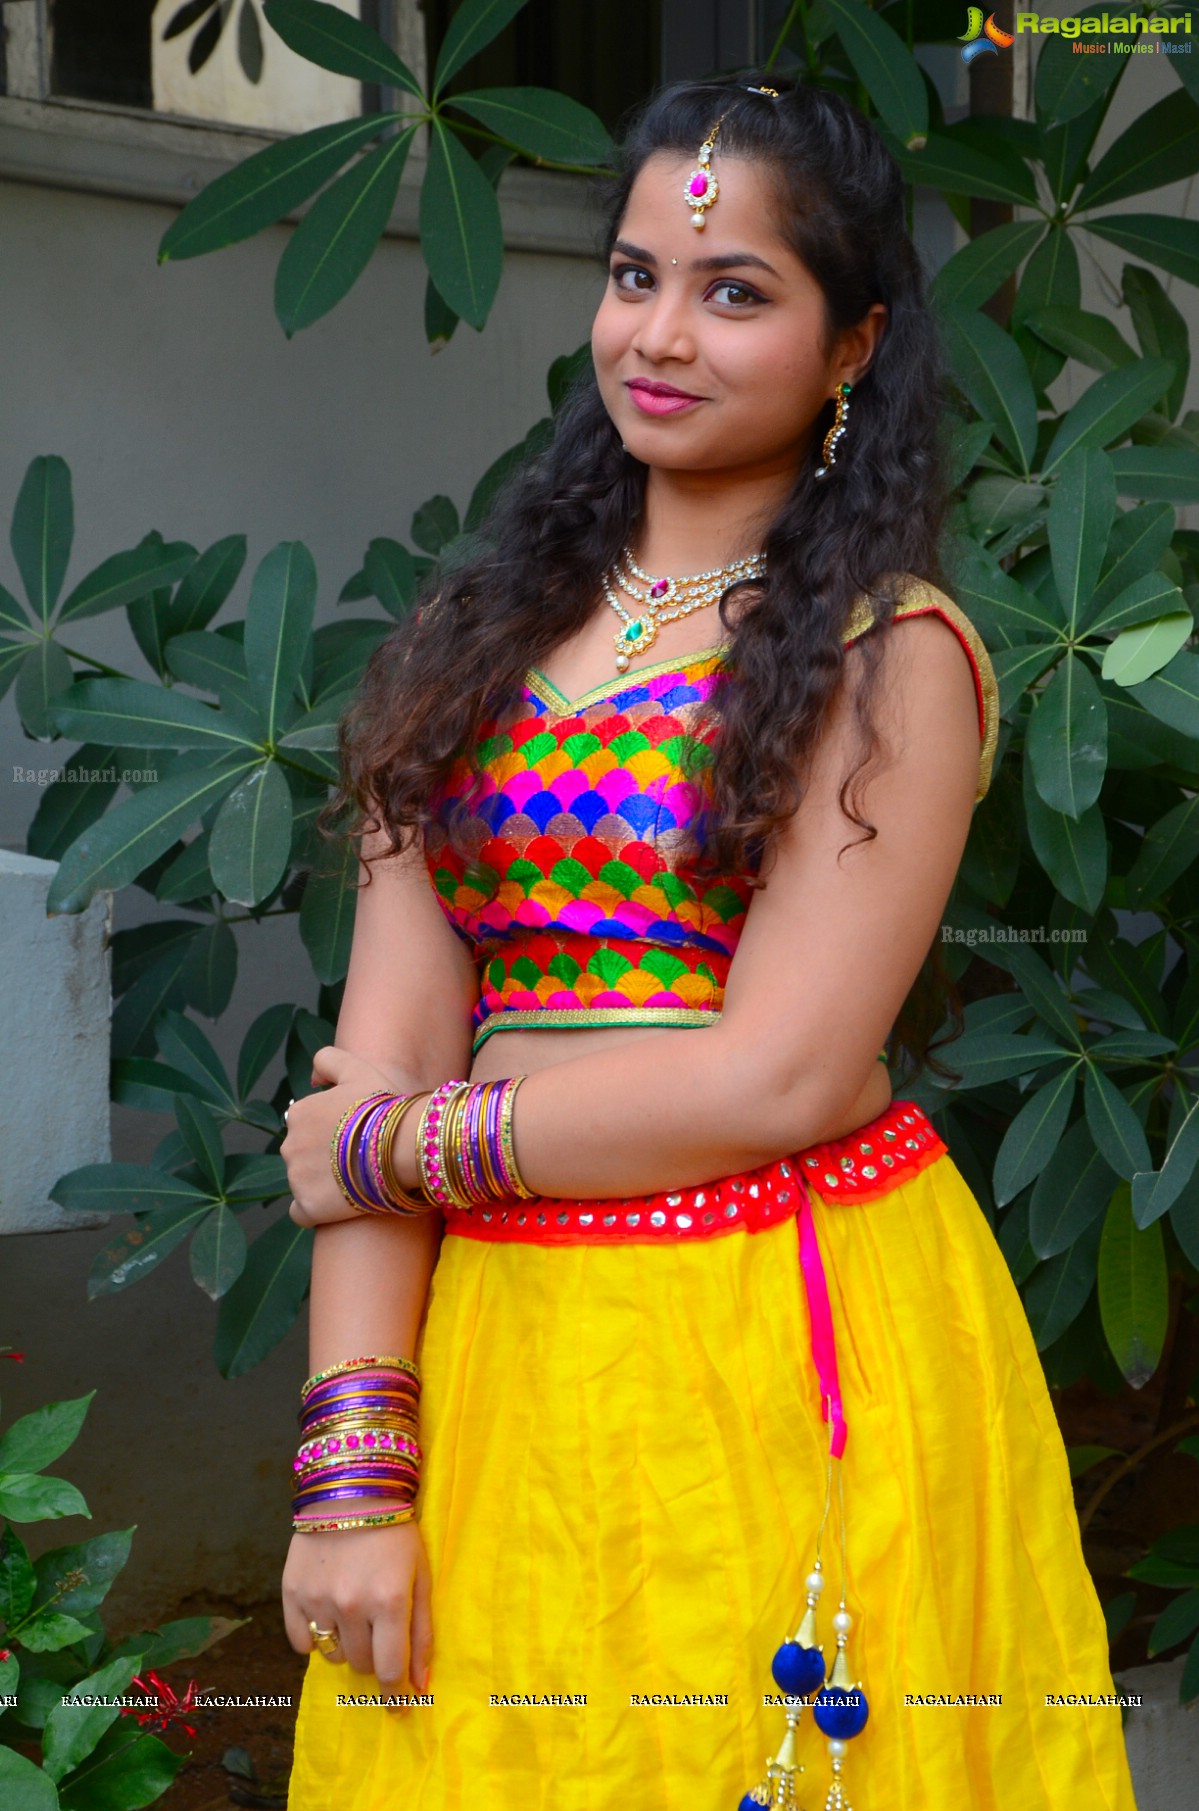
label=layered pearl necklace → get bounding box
[601,546,767,671]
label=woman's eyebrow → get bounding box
[611,239,781,279]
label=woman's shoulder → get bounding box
[842,574,999,804]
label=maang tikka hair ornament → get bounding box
[685,85,780,230]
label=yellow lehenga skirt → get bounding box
[286,1104,1139,1811]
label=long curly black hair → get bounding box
[318,72,968,1075]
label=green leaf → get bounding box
[158,113,397,262]
[208,760,294,906]
[1077,86,1199,212]
[1109,445,1199,502]
[50,1162,211,1217]
[823,0,929,143]
[1084,213,1199,289]
[1042,359,1176,476]
[244,541,318,743]
[1149,1589,1199,1658]
[887,129,1038,206]
[448,87,612,165]
[15,637,74,740]
[155,1008,237,1112]
[56,1718,184,1810]
[1021,304,1136,375]
[411,494,460,555]
[276,129,414,335]
[433,0,529,96]
[993,1066,1078,1207]
[48,676,260,752]
[109,1055,216,1113]
[190,1202,248,1299]
[359,536,416,618]
[12,454,72,626]
[1086,569,1186,638]
[1083,1066,1152,1183]
[264,0,423,95]
[1027,652,1108,820]
[0,1474,90,1523]
[299,840,357,984]
[1101,612,1193,687]
[222,1152,289,1204]
[927,1030,1072,1089]
[1067,1444,1121,1480]
[1128,648,1199,737]
[1048,445,1116,635]
[1029,1115,1118,1258]
[1023,1210,1103,1351]
[1034,6,1125,126]
[0,1745,60,1811]
[45,752,258,916]
[174,1094,226,1190]
[0,1396,93,1476]
[87,1199,217,1297]
[940,305,1038,473]
[1133,1093,1199,1228]
[419,121,504,330]
[57,541,195,627]
[32,1529,134,1618]
[164,533,248,636]
[1097,1181,1168,1388]
[237,1003,295,1099]
[214,1213,313,1377]
[1127,795,1199,907]
[1124,264,1190,422]
[44,1653,146,1784]
[1,1522,37,1625]
[1020,751,1107,912]
[951,541,1054,646]
[0,576,30,631]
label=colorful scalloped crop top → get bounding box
[423,578,999,1052]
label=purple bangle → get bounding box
[336,1093,391,1208]
[356,1097,398,1210]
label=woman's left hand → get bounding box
[284,1045,415,1228]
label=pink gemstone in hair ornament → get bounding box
[685,115,726,229]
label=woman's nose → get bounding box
[630,288,696,365]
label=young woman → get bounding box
[280,76,1139,1811]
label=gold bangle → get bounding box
[378,1093,435,1213]
[302,1354,421,1396]
[441,1084,473,1208]
[500,1075,536,1199]
[293,1506,417,1534]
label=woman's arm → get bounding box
[305,827,477,1373]
[380,611,982,1199]
[280,825,476,1698]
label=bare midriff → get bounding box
[466,1021,893,1159]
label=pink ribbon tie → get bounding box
[797,1176,847,1458]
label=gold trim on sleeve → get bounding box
[472,1005,722,1054]
[842,576,999,803]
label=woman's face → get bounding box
[591,150,885,487]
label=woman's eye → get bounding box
[710,281,763,307]
[613,265,654,292]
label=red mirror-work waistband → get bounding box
[440,1099,947,1246]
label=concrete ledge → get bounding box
[1115,1654,1199,1808]
[0,849,111,1233]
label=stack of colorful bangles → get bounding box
[292,1355,423,1534]
[329,1078,536,1216]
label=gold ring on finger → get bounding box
[308,1619,342,1658]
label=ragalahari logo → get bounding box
[960,8,1016,61]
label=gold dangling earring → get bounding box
[814,383,852,480]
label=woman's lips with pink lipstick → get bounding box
[625,378,705,416]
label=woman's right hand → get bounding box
[282,1514,434,1710]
